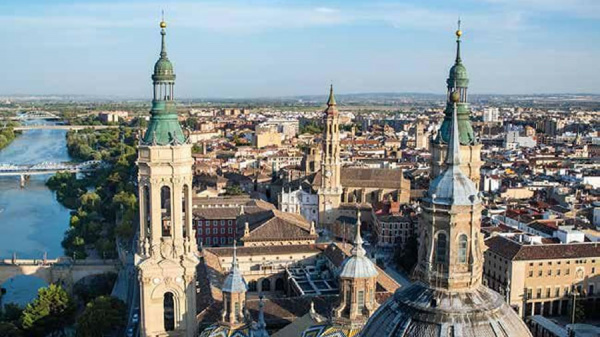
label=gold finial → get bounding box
[160,10,167,28]
[451,90,460,103]
[455,17,462,38]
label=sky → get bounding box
[1,0,600,98]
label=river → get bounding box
[0,125,72,305]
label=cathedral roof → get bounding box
[222,243,248,293]
[239,209,318,243]
[360,282,532,337]
[311,167,408,190]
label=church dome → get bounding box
[154,57,174,75]
[449,62,467,80]
[339,215,377,279]
[339,255,378,279]
[222,268,247,293]
[360,282,532,337]
[426,165,479,206]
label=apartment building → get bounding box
[484,234,600,319]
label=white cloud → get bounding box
[0,1,532,35]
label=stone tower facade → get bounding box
[415,100,484,291]
[318,86,343,225]
[431,28,482,189]
[136,19,198,337]
[332,213,379,329]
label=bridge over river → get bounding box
[0,258,120,292]
[0,160,106,186]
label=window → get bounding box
[221,228,225,234]
[221,220,225,226]
[228,227,233,234]
[197,220,202,226]
[527,288,532,299]
[205,237,210,245]
[234,302,240,319]
[547,270,552,276]
[536,289,541,299]
[592,267,596,274]
[528,271,533,277]
[198,228,203,235]
[555,288,560,297]
[161,186,172,237]
[435,233,447,264]
[221,237,225,244]
[538,270,542,277]
[213,228,218,234]
[546,288,551,298]
[163,292,175,331]
[228,220,233,225]
[213,237,218,244]
[357,291,365,311]
[566,269,570,275]
[458,234,468,264]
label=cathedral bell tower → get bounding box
[431,22,483,189]
[318,85,342,225]
[136,18,198,337]
[415,92,484,291]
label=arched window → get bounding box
[458,234,468,264]
[182,185,189,238]
[436,233,447,264]
[275,278,285,291]
[163,292,175,331]
[248,280,257,292]
[161,186,172,237]
[143,185,151,235]
[261,278,271,292]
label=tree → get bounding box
[395,233,419,273]
[76,296,126,337]
[73,273,118,307]
[573,298,586,323]
[21,284,75,337]
[225,185,245,196]
[0,322,23,337]
[1,303,23,325]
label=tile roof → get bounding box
[485,235,600,261]
[240,209,318,242]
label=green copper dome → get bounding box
[142,23,186,146]
[436,29,477,146]
[447,62,469,87]
[154,58,174,76]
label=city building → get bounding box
[484,234,600,318]
[135,19,198,337]
[483,107,500,123]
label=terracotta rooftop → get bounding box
[486,235,600,261]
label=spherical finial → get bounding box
[160,21,167,29]
[456,29,462,38]
[451,91,460,103]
